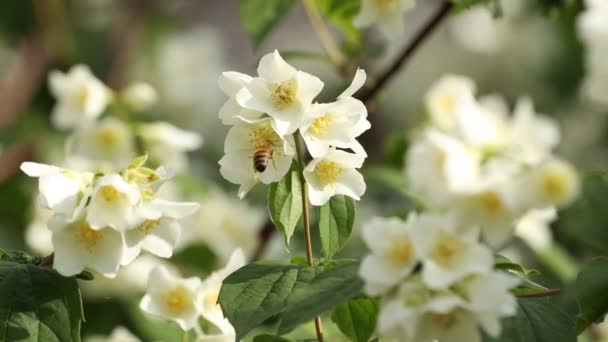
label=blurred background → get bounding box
[0,0,605,340]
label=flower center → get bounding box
[99,185,122,203]
[249,124,280,147]
[76,86,89,110]
[432,232,464,266]
[374,0,398,9]
[137,219,161,235]
[162,286,192,315]
[270,79,298,109]
[310,113,332,136]
[431,311,459,330]
[386,238,414,266]
[76,221,104,252]
[315,161,343,183]
[438,94,456,114]
[542,171,568,199]
[474,190,503,215]
[95,128,121,152]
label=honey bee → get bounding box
[253,141,274,172]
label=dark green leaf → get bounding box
[171,243,218,275]
[494,254,538,277]
[314,0,361,42]
[253,334,294,342]
[484,297,576,342]
[239,0,296,47]
[0,261,84,342]
[218,261,363,339]
[554,172,608,252]
[268,162,303,246]
[331,297,378,342]
[319,195,355,261]
[571,257,608,333]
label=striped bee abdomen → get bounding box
[253,142,273,172]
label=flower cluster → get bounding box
[50,65,202,173]
[21,155,199,277]
[359,75,580,341]
[406,75,579,247]
[140,249,245,340]
[578,0,608,107]
[218,50,370,205]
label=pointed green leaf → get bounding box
[0,261,84,342]
[319,195,355,261]
[331,296,379,342]
[268,162,303,245]
[571,257,608,333]
[240,0,296,47]
[218,261,363,340]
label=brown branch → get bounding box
[359,1,453,105]
[302,0,345,69]
[515,288,562,298]
[39,253,55,267]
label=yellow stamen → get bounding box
[161,286,192,315]
[76,221,104,252]
[315,161,342,183]
[137,219,161,235]
[310,113,332,136]
[474,191,503,215]
[438,94,456,113]
[76,86,89,109]
[431,311,459,330]
[270,79,298,109]
[99,185,121,203]
[542,172,567,199]
[386,238,414,266]
[432,232,464,266]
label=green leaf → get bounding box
[319,195,355,261]
[0,261,84,342]
[253,334,294,342]
[314,0,361,42]
[171,243,218,275]
[218,261,363,339]
[494,254,538,277]
[554,172,608,252]
[571,257,608,333]
[451,0,502,17]
[239,0,296,47]
[484,297,576,342]
[268,162,303,246]
[331,297,378,342]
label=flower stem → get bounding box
[293,132,324,342]
[359,1,453,104]
[302,0,345,70]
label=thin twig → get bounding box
[515,288,562,298]
[39,253,55,267]
[302,0,345,69]
[294,132,324,342]
[359,1,453,104]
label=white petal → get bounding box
[338,68,367,98]
[295,71,324,105]
[257,50,297,82]
[218,71,253,96]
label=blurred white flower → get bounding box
[121,82,158,112]
[180,190,265,263]
[303,148,366,206]
[359,216,417,296]
[578,0,608,106]
[195,249,244,340]
[219,118,295,198]
[301,69,370,158]
[138,122,202,172]
[66,117,137,172]
[520,158,580,209]
[50,211,125,277]
[20,162,93,216]
[218,71,263,125]
[87,174,141,231]
[354,0,416,41]
[235,50,324,136]
[124,199,199,260]
[515,207,556,253]
[140,265,202,331]
[408,213,493,289]
[48,65,109,130]
[25,207,54,255]
[85,326,140,342]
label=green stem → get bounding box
[293,132,324,342]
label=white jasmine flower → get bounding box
[425,75,477,133]
[219,118,295,198]
[87,174,141,231]
[180,190,265,263]
[25,207,54,255]
[515,207,556,250]
[121,82,158,112]
[408,213,493,289]
[66,117,137,172]
[48,64,109,130]
[521,158,580,209]
[301,69,370,157]
[20,162,93,215]
[405,129,480,205]
[303,148,366,206]
[359,216,417,296]
[50,212,125,277]
[196,249,245,339]
[218,71,263,125]
[138,122,202,172]
[235,50,324,136]
[354,0,416,41]
[578,0,608,106]
[85,326,140,342]
[140,266,202,331]
[125,199,200,259]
